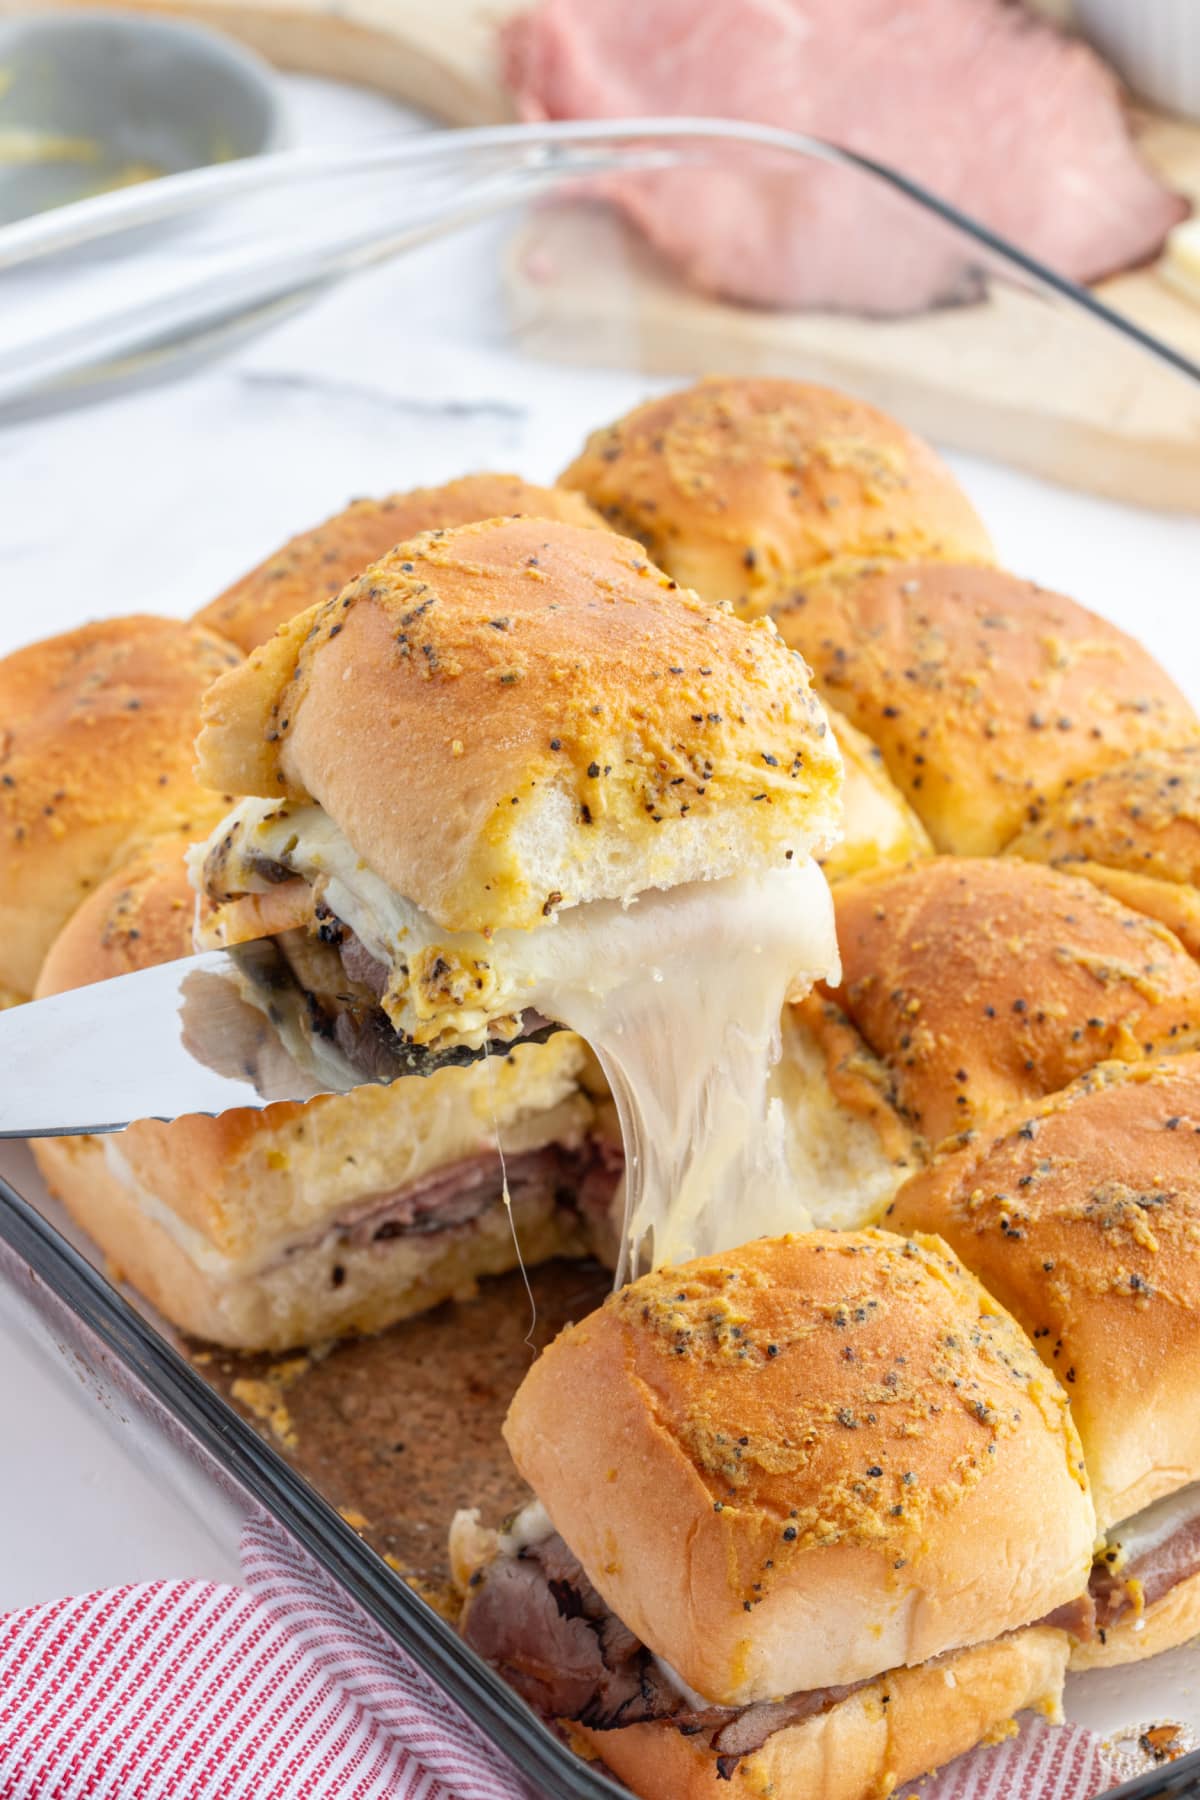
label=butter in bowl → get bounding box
[0,9,285,226]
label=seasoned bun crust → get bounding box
[579,1625,1068,1800]
[889,1057,1200,1534]
[196,516,843,932]
[560,378,993,618]
[33,839,597,1349]
[1007,746,1200,959]
[773,562,1199,856]
[821,707,932,884]
[829,858,1200,1150]
[504,1231,1093,1706]
[194,475,607,653]
[34,832,198,999]
[0,615,241,1005]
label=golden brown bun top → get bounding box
[194,475,607,654]
[505,1229,1092,1701]
[773,561,1199,856]
[889,1057,1200,1530]
[830,857,1200,1151]
[0,615,241,1004]
[560,378,993,618]
[196,516,842,931]
[1007,745,1200,887]
[35,833,195,999]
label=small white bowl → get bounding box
[1074,0,1200,122]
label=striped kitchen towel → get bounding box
[0,1515,1131,1800]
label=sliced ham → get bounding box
[502,0,1187,315]
[1091,1496,1200,1630]
[267,1142,622,1276]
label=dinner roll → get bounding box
[1007,745,1200,959]
[194,474,608,653]
[195,516,843,934]
[825,857,1200,1151]
[33,840,608,1351]
[504,1230,1093,1707]
[773,561,1199,856]
[0,616,241,1006]
[888,1056,1200,1536]
[560,378,993,617]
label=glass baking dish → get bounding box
[3,118,1200,1797]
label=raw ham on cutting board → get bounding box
[503,0,1186,315]
[19,0,1200,499]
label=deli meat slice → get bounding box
[462,1529,868,1766]
[502,0,1187,315]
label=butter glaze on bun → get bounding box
[560,377,993,618]
[772,561,1199,856]
[0,616,241,1006]
[888,1056,1200,1537]
[195,516,843,933]
[194,475,607,653]
[504,1230,1093,1708]
[827,857,1200,1151]
[1006,745,1200,959]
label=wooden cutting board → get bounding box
[15,0,1200,501]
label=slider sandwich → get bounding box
[192,514,844,1268]
[1007,744,1200,959]
[194,473,607,654]
[772,853,1200,1230]
[34,835,619,1350]
[454,1230,1095,1800]
[772,560,1200,857]
[889,1054,1200,1670]
[559,377,995,618]
[817,856,1200,1152]
[0,615,241,1008]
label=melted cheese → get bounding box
[193,800,839,1272]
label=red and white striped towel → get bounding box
[0,1518,1121,1800]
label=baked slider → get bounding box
[454,1230,1095,1800]
[772,560,1199,856]
[192,515,844,1269]
[194,474,607,654]
[1006,744,1200,959]
[888,1055,1200,1671]
[817,856,1200,1154]
[0,615,241,1008]
[560,377,993,619]
[33,834,617,1350]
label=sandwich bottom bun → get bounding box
[32,1130,589,1349]
[1070,1568,1200,1672]
[575,1626,1068,1800]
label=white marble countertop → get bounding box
[1,64,1198,1670]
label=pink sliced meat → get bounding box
[1091,1506,1200,1630]
[502,0,1187,314]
